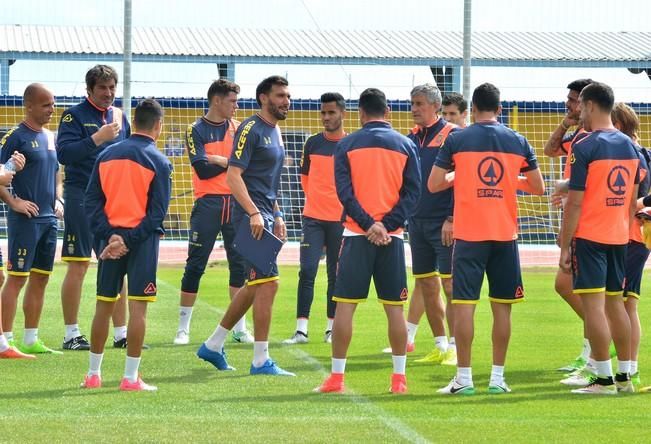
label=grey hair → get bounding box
[410,83,442,106]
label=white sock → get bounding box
[233,315,247,333]
[65,324,81,342]
[617,360,631,375]
[332,358,347,374]
[407,322,418,344]
[124,356,141,383]
[24,328,38,346]
[88,352,104,376]
[434,336,449,353]
[0,334,8,352]
[4,331,13,341]
[205,325,230,352]
[490,365,505,386]
[581,338,591,360]
[253,341,269,367]
[114,325,127,341]
[449,337,456,351]
[594,359,613,378]
[326,318,334,331]
[178,306,194,333]
[631,360,638,375]
[457,367,473,385]
[296,318,309,334]
[392,355,407,375]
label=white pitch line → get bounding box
[157,278,430,444]
[287,347,430,444]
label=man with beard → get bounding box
[544,79,593,373]
[559,82,639,395]
[283,92,346,345]
[197,76,295,376]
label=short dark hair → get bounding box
[580,81,615,112]
[359,88,387,117]
[320,92,346,111]
[85,65,118,90]
[134,98,163,131]
[442,92,468,113]
[471,83,500,112]
[566,78,593,94]
[207,79,240,103]
[255,75,289,106]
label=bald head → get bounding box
[23,83,52,104]
[23,83,54,128]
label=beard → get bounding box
[324,120,342,132]
[269,103,288,120]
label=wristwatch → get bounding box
[446,216,453,223]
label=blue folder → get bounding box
[232,216,284,275]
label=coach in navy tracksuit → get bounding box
[56,65,131,350]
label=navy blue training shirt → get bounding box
[228,114,285,216]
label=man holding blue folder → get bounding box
[197,75,295,376]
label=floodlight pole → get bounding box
[462,0,472,106]
[123,0,133,121]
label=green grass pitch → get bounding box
[1,264,650,443]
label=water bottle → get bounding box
[2,158,16,173]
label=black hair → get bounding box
[471,83,500,112]
[566,78,593,94]
[442,92,468,113]
[320,92,346,111]
[359,88,387,117]
[580,82,615,112]
[134,98,164,131]
[255,75,289,106]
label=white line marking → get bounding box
[288,347,430,444]
[158,278,430,444]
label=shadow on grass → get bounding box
[1,368,222,400]
[148,367,236,384]
[1,384,120,400]
[201,383,629,405]
[146,341,311,351]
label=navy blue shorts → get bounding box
[452,239,524,304]
[96,233,160,302]
[7,217,57,276]
[61,185,94,261]
[232,209,279,286]
[181,195,246,293]
[333,235,408,305]
[624,240,649,299]
[408,218,452,278]
[572,238,626,296]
